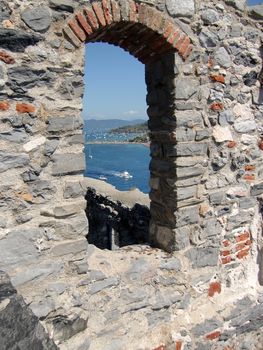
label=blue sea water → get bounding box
[84,143,150,193]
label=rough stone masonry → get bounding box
[0,0,263,349]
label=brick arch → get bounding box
[63,0,193,63]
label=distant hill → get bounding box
[110,122,148,133]
[84,119,147,132]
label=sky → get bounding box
[83,0,262,120]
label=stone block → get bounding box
[201,9,220,24]
[0,129,28,143]
[64,181,84,198]
[52,153,85,176]
[176,205,199,227]
[166,0,195,18]
[21,6,51,33]
[50,238,88,257]
[225,0,246,11]
[251,182,263,196]
[186,247,219,268]
[234,120,257,133]
[49,0,77,13]
[175,78,198,100]
[213,47,231,68]
[47,116,83,133]
[177,165,205,179]
[0,151,29,173]
[53,200,86,218]
[176,111,203,128]
[0,29,42,52]
[176,142,208,157]
[23,136,46,152]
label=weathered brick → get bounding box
[0,50,15,64]
[175,342,182,350]
[206,331,221,340]
[110,0,121,22]
[221,256,232,264]
[178,36,190,55]
[227,140,237,148]
[138,3,147,24]
[174,33,186,50]
[235,231,250,243]
[16,103,36,114]
[84,7,99,30]
[0,101,10,111]
[211,74,225,84]
[163,20,174,39]
[244,164,256,171]
[208,282,221,297]
[63,26,81,47]
[92,2,106,26]
[210,102,224,111]
[129,0,138,22]
[243,174,255,181]
[182,44,193,60]
[102,0,113,25]
[76,12,93,35]
[167,29,180,45]
[68,18,86,41]
[236,247,250,259]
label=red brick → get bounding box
[84,7,99,30]
[0,50,15,64]
[223,239,231,247]
[220,250,231,257]
[0,101,10,111]
[206,331,221,340]
[245,164,256,171]
[167,29,180,45]
[129,0,138,22]
[210,102,224,111]
[258,139,263,150]
[237,247,250,259]
[92,2,106,26]
[16,103,36,114]
[208,281,221,297]
[243,174,255,181]
[236,242,247,252]
[221,256,232,265]
[68,18,86,41]
[182,44,193,60]
[110,0,121,22]
[236,232,250,243]
[174,33,187,50]
[76,12,93,35]
[208,57,214,68]
[138,3,147,24]
[228,141,237,148]
[153,346,166,350]
[163,21,174,39]
[178,36,190,56]
[102,0,113,25]
[175,341,182,350]
[210,74,225,84]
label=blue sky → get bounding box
[83,0,262,120]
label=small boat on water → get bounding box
[119,171,133,179]
[99,175,107,181]
[88,146,93,159]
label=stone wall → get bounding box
[0,0,263,349]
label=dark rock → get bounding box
[8,66,54,93]
[243,71,258,87]
[44,139,59,156]
[0,1,11,22]
[0,151,29,173]
[0,29,42,52]
[51,314,87,342]
[21,6,51,33]
[0,271,57,349]
[49,0,77,13]
[234,52,257,67]
[0,129,28,143]
[251,182,263,196]
[248,5,263,20]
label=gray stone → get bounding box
[176,128,195,142]
[199,29,219,48]
[52,314,87,342]
[239,197,256,209]
[0,129,28,143]
[47,116,83,133]
[49,0,77,13]
[0,1,11,22]
[0,216,7,228]
[186,247,219,267]
[0,28,42,52]
[201,9,220,24]
[52,153,85,176]
[248,5,263,20]
[47,282,67,295]
[29,180,56,202]
[210,192,225,205]
[192,318,222,336]
[219,110,234,126]
[30,298,55,319]
[177,165,205,179]
[16,213,33,224]
[68,133,84,145]
[251,182,263,196]
[195,129,210,141]
[224,0,246,11]
[0,151,29,173]
[234,120,257,133]
[166,0,195,18]
[44,139,59,156]
[175,78,198,100]
[160,258,182,271]
[50,238,88,257]
[176,142,208,157]
[174,226,190,250]
[147,309,171,326]
[8,66,53,93]
[177,186,197,201]
[88,277,119,295]
[64,181,84,198]
[21,6,51,33]
[176,111,203,128]
[53,201,86,218]
[213,47,231,68]
[176,205,199,227]
[59,76,84,100]
[0,271,58,349]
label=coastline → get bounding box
[86,141,150,147]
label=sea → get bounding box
[84,131,150,194]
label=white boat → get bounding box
[119,171,133,179]
[88,147,93,159]
[99,175,107,181]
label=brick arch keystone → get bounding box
[63,0,193,63]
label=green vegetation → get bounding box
[129,134,149,143]
[110,122,148,133]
